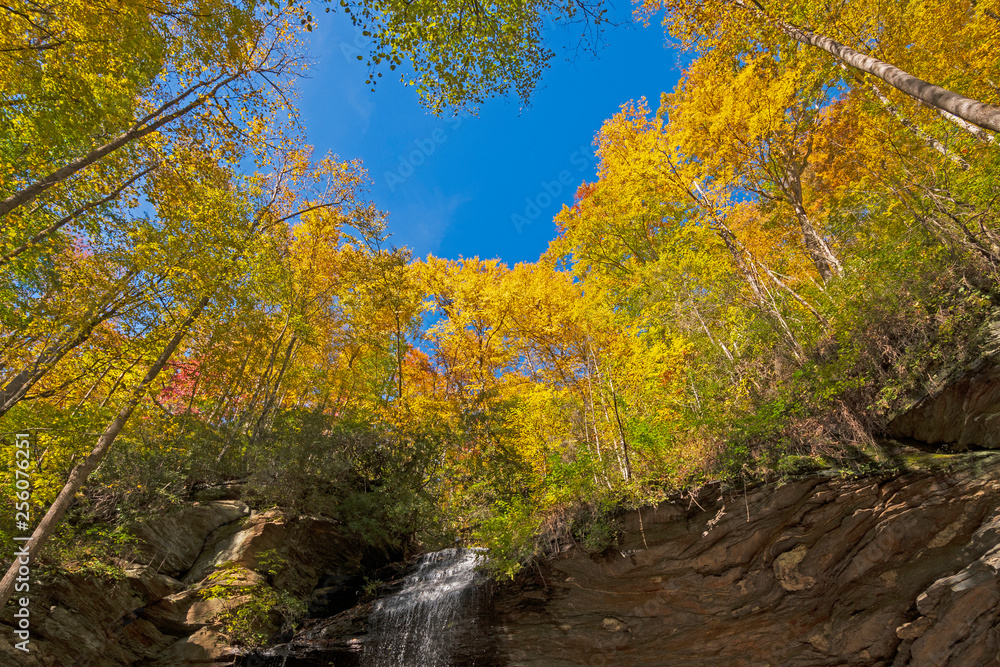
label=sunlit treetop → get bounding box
[321,0,610,113]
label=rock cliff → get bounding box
[257,451,1000,667]
[494,452,1000,666]
[887,322,1000,450]
[6,456,1000,665]
[0,497,368,666]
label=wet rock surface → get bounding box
[246,550,501,667]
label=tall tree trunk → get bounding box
[690,300,734,361]
[207,345,253,427]
[737,0,1000,133]
[932,106,998,146]
[249,334,297,449]
[758,259,828,326]
[778,163,842,281]
[866,82,971,169]
[0,294,211,609]
[216,319,289,465]
[0,71,242,219]
[607,378,632,482]
[0,163,159,267]
[717,224,805,360]
[678,171,805,359]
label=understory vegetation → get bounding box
[2,0,1000,596]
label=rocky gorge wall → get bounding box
[493,452,1000,667]
[5,451,1000,666]
[0,493,373,666]
[256,451,1000,667]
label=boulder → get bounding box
[149,626,235,666]
[132,500,250,578]
[142,567,265,635]
[183,510,349,596]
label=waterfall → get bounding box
[363,548,487,667]
[235,547,495,667]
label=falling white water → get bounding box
[364,548,486,667]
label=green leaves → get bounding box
[326,0,607,112]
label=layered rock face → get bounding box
[496,452,1000,667]
[6,458,1000,665]
[888,323,1000,449]
[888,361,1000,449]
[0,498,365,667]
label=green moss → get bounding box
[199,561,307,648]
[775,454,828,476]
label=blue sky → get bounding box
[297,4,683,265]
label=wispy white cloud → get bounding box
[392,188,474,256]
